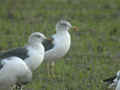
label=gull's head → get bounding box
[28,32,46,44]
[56,20,72,32]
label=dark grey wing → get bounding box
[103,75,116,84]
[42,37,54,51]
[0,47,29,60]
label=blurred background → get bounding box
[0,0,120,90]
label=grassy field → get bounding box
[0,0,120,90]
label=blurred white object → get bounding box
[0,56,32,90]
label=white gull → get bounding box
[0,56,32,90]
[0,32,46,71]
[42,20,72,61]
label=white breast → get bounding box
[25,44,45,71]
[0,57,32,89]
[44,31,71,61]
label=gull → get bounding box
[0,32,46,89]
[0,56,32,90]
[0,32,46,71]
[103,71,120,90]
[42,20,75,76]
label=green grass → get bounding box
[0,0,120,90]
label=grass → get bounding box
[0,0,120,90]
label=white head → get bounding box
[56,20,72,32]
[28,32,46,44]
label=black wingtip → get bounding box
[103,75,116,84]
